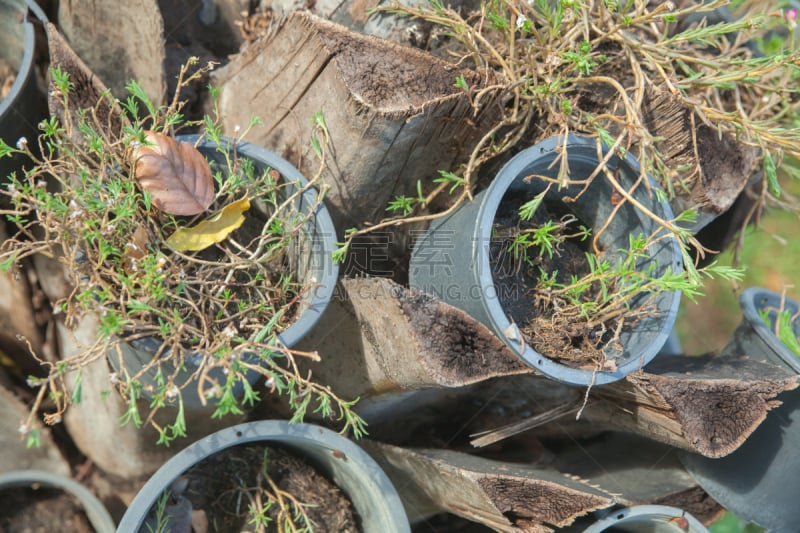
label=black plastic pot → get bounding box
[0,469,116,533]
[681,288,800,532]
[0,0,46,185]
[117,420,410,532]
[580,505,708,533]
[107,135,339,407]
[409,134,682,386]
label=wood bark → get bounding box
[56,0,166,104]
[363,441,614,532]
[45,23,123,142]
[212,12,501,231]
[294,277,530,403]
[588,353,799,458]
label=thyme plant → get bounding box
[328,0,798,367]
[0,59,364,447]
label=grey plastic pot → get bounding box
[0,0,46,184]
[681,288,800,532]
[107,135,339,408]
[0,469,116,533]
[581,505,708,533]
[117,421,410,532]
[409,134,682,386]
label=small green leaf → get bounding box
[764,152,780,197]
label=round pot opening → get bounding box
[411,134,682,386]
[582,505,708,533]
[0,470,116,533]
[117,421,410,533]
[107,135,339,407]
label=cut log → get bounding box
[588,353,798,458]
[294,277,530,403]
[56,0,165,104]
[294,278,795,459]
[363,441,614,532]
[212,12,502,231]
[45,23,123,142]
[641,87,760,230]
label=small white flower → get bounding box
[109,372,120,385]
[166,386,180,400]
[516,15,528,30]
[16,137,28,150]
[234,124,241,133]
[222,324,237,338]
[207,61,215,71]
[18,423,29,434]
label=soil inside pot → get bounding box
[1,58,16,100]
[0,485,94,533]
[491,192,624,370]
[167,443,361,532]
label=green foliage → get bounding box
[1,58,365,447]
[710,512,764,533]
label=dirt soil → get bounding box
[0,485,94,533]
[1,59,16,100]
[491,192,620,369]
[179,443,360,532]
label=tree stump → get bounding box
[56,0,165,104]
[212,12,502,231]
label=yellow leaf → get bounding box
[166,198,251,252]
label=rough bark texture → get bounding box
[57,0,165,104]
[364,441,614,532]
[354,355,794,461]
[590,353,798,458]
[45,23,123,141]
[653,487,725,526]
[642,87,760,220]
[294,277,529,403]
[212,12,501,231]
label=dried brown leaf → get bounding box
[134,131,214,215]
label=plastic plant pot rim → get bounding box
[474,134,682,386]
[582,505,708,533]
[0,0,35,116]
[180,134,340,345]
[116,421,410,532]
[0,2,33,105]
[739,287,800,374]
[0,469,116,533]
